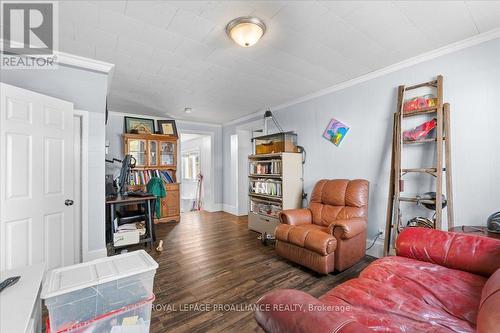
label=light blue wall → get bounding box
[1,64,109,256]
[1,65,108,114]
[222,38,500,238]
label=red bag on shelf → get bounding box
[403,94,437,113]
[403,118,437,141]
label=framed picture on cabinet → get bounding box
[124,116,155,134]
[157,120,178,137]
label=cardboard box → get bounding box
[113,230,140,247]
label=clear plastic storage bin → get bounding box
[252,131,298,154]
[41,250,158,332]
[46,295,155,333]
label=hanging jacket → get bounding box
[146,177,166,218]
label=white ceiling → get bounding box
[56,0,500,123]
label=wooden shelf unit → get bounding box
[384,75,454,256]
[124,133,180,223]
[247,152,303,238]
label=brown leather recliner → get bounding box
[275,179,369,274]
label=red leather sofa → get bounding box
[255,228,500,333]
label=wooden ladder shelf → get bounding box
[383,75,454,256]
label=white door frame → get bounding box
[179,148,202,213]
[232,120,263,216]
[227,134,239,215]
[177,130,216,212]
[236,129,252,216]
[73,110,89,263]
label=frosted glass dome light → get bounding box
[226,17,266,47]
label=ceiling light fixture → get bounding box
[184,107,192,114]
[226,16,266,47]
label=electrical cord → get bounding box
[297,145,306,165]
[296,145,308,207]
[294,145,308,207]
[366,231,383,250]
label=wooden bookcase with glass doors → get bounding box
[123,133,180,223]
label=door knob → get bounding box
[65,199,74,206]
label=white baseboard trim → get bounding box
[222,204,249,216]
[84,248,108,262]
[222,204,238,216]
[204,203,223,212]
[366,239,384,258]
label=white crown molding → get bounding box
[176,118,222,128]
[1,39,114,74]
[223,111,262,127]
[108,110,170,121]
[108,110,222,128]
[223,28,500,127]
[59,51,115,74]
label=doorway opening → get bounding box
[228,120,263,216]
[179,133,213,213]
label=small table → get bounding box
[449,225,500,240]
[106,195,157,254]
[0,263,45,333]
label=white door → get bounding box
[0,83,75,271]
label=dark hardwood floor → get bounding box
[146,211,376,333]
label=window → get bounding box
[182,151,200,181]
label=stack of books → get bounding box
[129,169,175,186]
[250,160,282,175]
[250,179,282,197]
